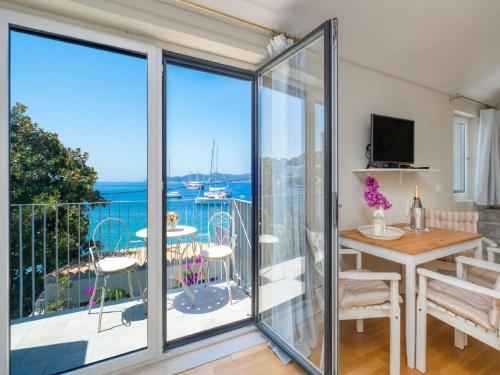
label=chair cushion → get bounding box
[340,269,392,308]
[202,245,232,260]
[489,276,500,329]
[467,266,498,289]
[427,280,493,330]
[96,257,137,274]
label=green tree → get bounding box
[9,102,105,317]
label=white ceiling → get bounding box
[187,0,500,106]
[6,0,500,105]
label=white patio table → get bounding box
[339,224,483,369]
[136,225,198,302]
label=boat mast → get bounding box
[208,139,215,187]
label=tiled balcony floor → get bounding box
[11,281,251,375]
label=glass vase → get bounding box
[372,206,386,236]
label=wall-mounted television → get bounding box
[371,114,414,167]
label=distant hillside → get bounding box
[168,172,251,183]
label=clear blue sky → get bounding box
[10,30,252,182]
[166,65,251,177]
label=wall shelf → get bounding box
[352,168,439,185]
[352,168,439,173]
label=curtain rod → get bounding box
[449,95,497,110]
[176,0,301,42]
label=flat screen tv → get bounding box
[371,114,414,166]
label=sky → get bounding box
[10,29,252,182]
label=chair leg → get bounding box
[454,329,466,350]
[356,319,364,333]
[390,280,400,375]
[134,268,143,300]
[223,258,232,304]
[98,277,108,333]
[88,274,99,314]
[416,275,427,373]
[128,271,134,299]
[205,261,210,287]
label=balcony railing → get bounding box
[10,198,252,319]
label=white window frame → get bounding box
[453,115,468,200]
[0,7,163,375]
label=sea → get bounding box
[90,181,252,245]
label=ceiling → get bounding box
[183,0,500,106]
[6,0,500,105]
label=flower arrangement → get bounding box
[166,211,179,229]
[363,176,392,210]
[179,255,204,286]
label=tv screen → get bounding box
[371,114,414,164]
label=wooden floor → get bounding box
[181,313,500,375]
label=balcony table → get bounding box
[339,224,483,369]
[136,225,198,303]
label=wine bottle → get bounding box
[410,184,425,230]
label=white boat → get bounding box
[195,186,232,205]
[184,180,204,190]
[167,191,182,199]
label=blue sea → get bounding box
[90,181,252,246]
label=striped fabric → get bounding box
[425,209,479,262]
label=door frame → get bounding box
[0,7,164,375]
[162,51,258,350]
[254,19,338,375]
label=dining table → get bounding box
[339,224,483,369]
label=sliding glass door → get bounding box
[256,20,337,375]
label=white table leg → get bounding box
[405,259,416,369]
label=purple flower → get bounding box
[85,287,94,297]
[363,176,392,210]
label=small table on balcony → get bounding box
[136,225,199,303]
[339,224,483,369]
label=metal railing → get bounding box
[10,198,252,319]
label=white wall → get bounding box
[339,60,481,232]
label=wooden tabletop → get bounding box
[339,224,482,255]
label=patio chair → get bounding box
[424,208,500,288]
[306,228,401,375]
[416,257,500,373]
[202,212,237,304]
[88,218,144,332]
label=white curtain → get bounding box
[474,109,500,206]
[265,34,318,360]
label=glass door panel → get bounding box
[257,20,336,374]
[9,29,148,374]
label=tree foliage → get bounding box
[9,103,104,317]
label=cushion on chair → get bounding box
[202,245,232,260]
[339,269,392,308]
[489,276,500,329]
[96,256,137,274]
[467,266,499,289]
[427,280,494,330]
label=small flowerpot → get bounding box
[372,206,386,236]
[167,219,178,231]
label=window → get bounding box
[453,116,467,194]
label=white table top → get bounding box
[136,225,197,239]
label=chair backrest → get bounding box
[90,218,131,265]
[305,227,325,278]
[208,212,235,248]
[425,209,479,233]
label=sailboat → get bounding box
[184,168,204,190]
[166,158,182,199]
[195,141,232,205]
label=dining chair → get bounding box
[425,208,500,287]
[306,228,401,375]
[87,218,143,333]
[202,212,237,304]
[416,256,500,373]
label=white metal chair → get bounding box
[87,218,143,332]
[202,212,236,304]
[424,208,500,287]
[306,228,401,375]
[416,257,500,373]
